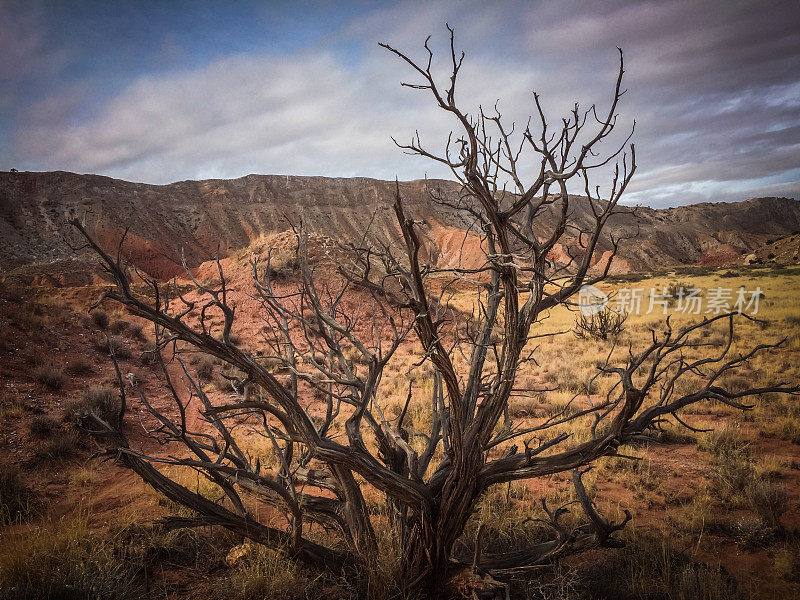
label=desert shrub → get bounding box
[196,356,215,381]
[33,365,64,390]
[93,335,131,359]
[746,480,789,529]
[139,341,160,366]
[65,357,93,376]
[665,280,694,304]
[108,319,130,334]
[772,544,800,581]
[31,430,81,464]
[67,387,119,426]
[29,415,59,437]
[215,333,243,346]
[574,306,627,341]
[90,308,109,329]
[719,375,751,394]
[709,451,753,501]
[0,512,235,599]
[0,465,37,525]
[214,372,233,392]
[0,519,233,599]
[125,322,144,340]
[26,349,48,367]
[109,320,145,340]
[508,394,544,418]
[762,415,800,444]
[651,427,696,445]
[258,254,301,282]
[259,355,284,372]
[724,517,783,548]
[700,427,754,501]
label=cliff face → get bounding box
[1,170,798,282]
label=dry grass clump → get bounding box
[508,393,544,418]
[650,425,696,445]
[109,319,145,340]
[707,448,753,503]
[67,387,120,425]
[214,333,243,347]
[92,335,132,359]
[114,522,233,573]
[65,357,93,376]
[0,464,37,525]
[33,364,64,390]
[463,483,560,559]
[29,414,59,437]
[0,516,143,600]
[698,425,749,458]
[30,430,81,465]
[139,341,160,366]
[772,542,800,582]
[0,508,239,600]
[223,544,307,600]
[759,394,800,444]
[745,480,789,529]
[568,532,745,600]
[195,356,216,381]
[90,308,109,329]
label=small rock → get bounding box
[226,542,251,566]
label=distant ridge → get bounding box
[1,170,798,283]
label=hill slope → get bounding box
[1,170,798,282]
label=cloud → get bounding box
[7,0,800,207]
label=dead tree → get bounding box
[72,26,798,597]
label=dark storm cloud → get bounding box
[3,0,799,207]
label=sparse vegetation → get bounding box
[67,386,120,426]
[29,415,59,437]
[65,357,93,376]
[90,308,109,329]
[109,319,145,340]
[746,480,789,529]
[30,430,81,464]
[224,544,304,600]
[195,356,215,381]
[572,533,745,600]
[92,335,131,359]
[33,365,64,390]
[0,465,37,525]
[574,305,628,340]
[139,341,160,366]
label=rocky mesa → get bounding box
[1,170,798,283]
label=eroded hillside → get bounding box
[1,170,798,284]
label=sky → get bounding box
[1,0,799,208]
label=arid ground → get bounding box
[1,230,799,599]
